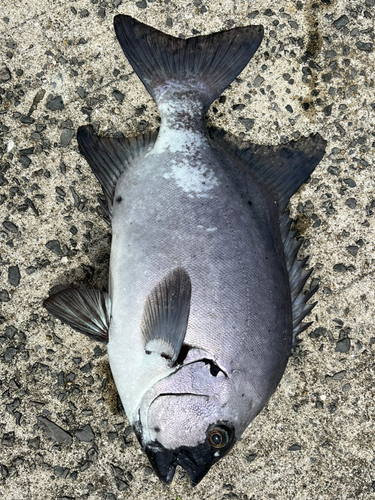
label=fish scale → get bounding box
[44,14,326,486]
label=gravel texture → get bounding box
[1,1,375,499]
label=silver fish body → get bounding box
[108,112,290,426]
[44,15,326,486]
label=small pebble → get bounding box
[46,96,64,111]
[335,337,351,353]
[75,424,95,442]
[333,15,349,30]
[60,129,75,146]
[37,416,73,444]
[288,444,301,451]
[0,66,11,82]
[45,240,63,255]
[8,265,21,286]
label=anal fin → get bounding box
[43,286,111,343]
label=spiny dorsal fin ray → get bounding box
[77,125,158,217]
[294,321,313,340]
[286,239,303,269]
[141,268,192,365]
[279,212,319,346]
[293,302,317,330]
[289,256,310,289]
[114,15,264,111]
[43,285,111,343]
[292,268,314,300]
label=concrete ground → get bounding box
[0,0,374,499]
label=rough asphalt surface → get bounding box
[0,1,374,499]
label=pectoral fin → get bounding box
[141,268,191,365]
[43,286,111,343]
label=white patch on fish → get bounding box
[153,128,204,154]
[163,158,219,197]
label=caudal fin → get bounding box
[114,15,263,111]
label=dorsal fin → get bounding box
[141,268,191,365]
[209,128,326,345]
[209,127,327,214]
[43,285,111,343]
[77,125,158,216]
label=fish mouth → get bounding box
[140,392,212,486]
[144,441,215,487]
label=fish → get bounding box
[43,15,327,486]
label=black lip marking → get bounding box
[116,196,122,203]
[134,410,236,486]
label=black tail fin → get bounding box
[114,15,263,111]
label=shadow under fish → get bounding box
[44,15,327,486]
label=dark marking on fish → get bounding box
[176,343,193,365]
[144,421,236,487]
[202,358,227,377]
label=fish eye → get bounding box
[208,426,230,448]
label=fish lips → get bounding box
[144,444,177,485]
[144,439,231,486]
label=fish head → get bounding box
[134,353,256,485]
